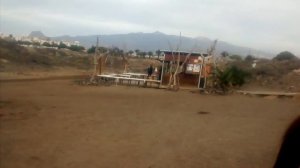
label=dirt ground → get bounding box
[0,79,299,168]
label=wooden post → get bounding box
[90,36,99,82]
[198,64,202,89]
[160,60,165,86]
[198,56,205,89]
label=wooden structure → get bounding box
[90,36,109,82]
[97,73,161,88]
[160,50,212,88]
[237,90,300,97]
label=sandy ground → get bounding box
[0,67,92,80]
[0,79,299,168]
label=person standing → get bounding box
[147,64,153,78]
[157,66,162,80]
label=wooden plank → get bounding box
[98,75,145,82]
[123,73,147,76]
[236,90,300,96]
[97,74,163,87]
[116,74,131,78]
[145,79,161,83]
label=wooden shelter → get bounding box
[160,50,213,87]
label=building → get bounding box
[161,50,212,74]
[160,50,213,87]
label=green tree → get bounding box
[221,51,229,57]
[273,51,297,61]
[87,46,96,53]
[98,47,108,53]
[245,55,255,62]
[229,55,242,61]
[128,50,134,56]
[32,41,40,46]
[50,42,58,48]
[58,42,67,49]
[140,51,146,58]
[135,49,140,57]
[87,46,108,54]
[156,49,161,59]
[147,51,153,58]
[109,47,123,56]
[17,40,32,45]
[68,45,85,52]
[42,42,51,47]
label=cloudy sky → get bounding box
[1,0,299,55]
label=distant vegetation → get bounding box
[273,51,298,61]
[87,46,159,59]
[229,55,243,61]
[0,39,91,69]
[0,38,161,73]
[244,55,256,62]
[17,40,86,52]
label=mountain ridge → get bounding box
[28,31,48,40]
[38,31,273,57]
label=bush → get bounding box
[221,51,229,57]
[245,55,255,62]
[68,45,85,52]
[273,51,298,61]
[229,55,243,61]
[216,66,250,91]
[87,46,107,54]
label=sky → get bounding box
[1,0,299,55]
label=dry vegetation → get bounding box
[0,39,160,80]
[1,38,300,91]
[0,39,92,70]
[223,58,300,91]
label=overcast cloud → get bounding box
[1,0,299,55]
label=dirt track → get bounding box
[0,79,299,168]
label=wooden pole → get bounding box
[160,60,165,86]
[198,56,207,90]
[198,64,202,89]
[90,36,99,82]
[95,36,99,73]
[204,61,207,89]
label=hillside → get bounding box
[0,39,161,79]
[1,38,299,91]
[51,31,274,57]
[0,39,91,70]
[0,39,93,79]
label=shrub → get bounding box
[229,55,243,61]
[245,55,255,62]
[273,51,298,61]
[216,66,250,91]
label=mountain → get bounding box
[28,31,49,40]
[51,31,274,57]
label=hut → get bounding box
[160,50,213,87]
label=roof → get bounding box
[160,50,208,57]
